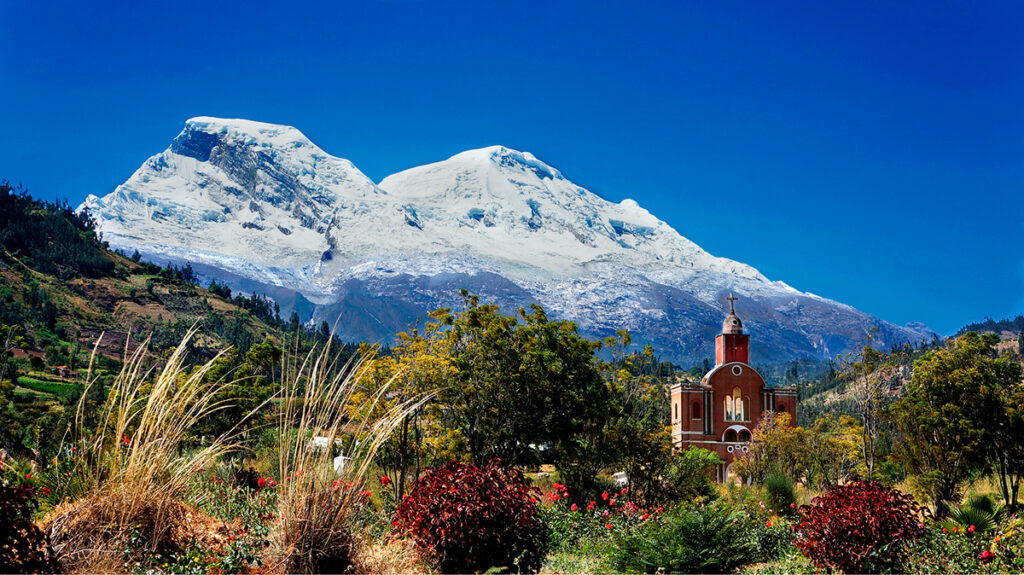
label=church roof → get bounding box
[722,293,743,334]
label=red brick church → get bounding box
[670,295,797,483]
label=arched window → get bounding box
[778,403,787,413]
[741,397,750,421]
[724,397,733,421]
[691,401,701,419]
[739,429,751,442]
[674,402,678,421]
[731,387,742,421]
[725,429,737,442]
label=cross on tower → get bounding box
[726,293,738,314]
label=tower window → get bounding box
[725,429,737,442]
[691,400,701,419]
[726,387,744,421]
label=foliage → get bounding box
[354,293,618,501]
[39,330,242,572]
[660,448,722,502]
[764,473,796,516]
[0,181,114,279]
[733,412,861,488]
[393,459,549,573]
[270,340,412,574]
[889,332,1022,514]
[0,478,57,573]
[938,495,1004,535]
[605,501,759,574]
[442,294,611,468]
[792,479,927,573]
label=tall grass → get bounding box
[42,329,244,572]
[269,339,420,573]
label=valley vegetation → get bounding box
[3,182,1024,574]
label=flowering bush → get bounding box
[0,480,57,573]
[541,484,653,551]
[392,460,548,573]
[793,479,927,573]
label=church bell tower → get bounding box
[715,293,750,365]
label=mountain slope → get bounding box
[82,118,935,362]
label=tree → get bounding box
[440,295,610,469]
[843,346,896,481]
[989,365,1024,508]
[888,332,1018,515]
[353,294,615,498]
[733,411,807,484]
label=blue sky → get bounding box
[1,0,1021,335]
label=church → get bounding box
[670,295,797,483]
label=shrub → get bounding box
[270,343,411,574]
[393,459,549,573]
[765,473,796,516]
[793,479,927,573]
[39,331,241,572]
[606,501,758,574]
[0,482,57,573]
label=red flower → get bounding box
[621,487,628,495]
[640,513,649,521]
[980,550,995,565]
[381,476,391,486]
[562,492,569,498]
[25,472,31,480]
[610,499,616,506]
[968,525,976,533]
[767,521,773,528]
[942,528,948,533]
[570,503,578,511]
[606,523,613,529]
[790,502,796,508]
[257,477,267,488]
[268,479,276,487]
[602,491,609,500]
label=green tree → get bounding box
[888,332,1018,515]
[194,336,281,444]
[440,294,611,468]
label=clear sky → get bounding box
[1,0,1021,335]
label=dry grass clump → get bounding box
[267,341,418,574]
[349,533,427,575]
[41,329,244,573]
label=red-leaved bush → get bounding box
[392,460,549,573]
[793,479,927,573]
[1,483,57,573]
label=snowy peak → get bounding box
[379,145,767,281]
[82,117,392,278]
[80,117,937,362]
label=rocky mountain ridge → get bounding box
[82,117,935,362]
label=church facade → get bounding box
[670,295,797,482]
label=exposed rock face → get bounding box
[83,117,936,363]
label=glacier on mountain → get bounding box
[82,117,935,362]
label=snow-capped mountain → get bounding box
[83,117,935,362]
